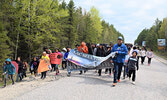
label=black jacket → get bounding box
[16,61,23,74]
[96,47,105,57]
[128,56,139,70]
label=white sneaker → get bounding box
[132,81,135,85]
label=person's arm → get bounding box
[118,45,128,55]
[12,64,16,74]
[83,47,88,54]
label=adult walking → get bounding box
[77,41,88,74]
[111,36,128,86]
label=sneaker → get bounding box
[132,81,135,85]
[112,83,117,87]
[109,73,111,77]
[117,79,120,82]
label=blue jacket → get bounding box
[64,52,69,59]
[3,58,16,75]
[111,43,128,63]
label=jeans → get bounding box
[5,74,14,85]
[123,65,129,78]
[16,73,23,82]
[113,62,123,83]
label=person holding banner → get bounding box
[49,48,63,75]
[111,36,128,87]
[40,52,50,79]
[78,41,88,75]
[3,58,16,87]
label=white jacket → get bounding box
[141,50,146,57]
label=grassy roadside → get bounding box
[154,51,167,60]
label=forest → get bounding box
[135,18,167,51]
[0,0,124,65]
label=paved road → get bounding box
[14,58,167,100]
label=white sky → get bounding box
[65,0,167,43]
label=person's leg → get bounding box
[41,72,43,79]
[123,65,126,79]
[98,69,102,76]
[132,70,136,82]
[55,64,59,75]
[105,68,108,74]
[79,70,83,75]
[4,74,8,86]
[11,75,14,85]
[109,68,111,75]
[129,70,132,79]
[117,63,123,81]
[19,73,22,81]
[141,57,143,64]
[143,57,145,63]
[113,63,118,83]
[16,73,19,82]
[43,71,47,79]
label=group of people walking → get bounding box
[2,36,154,87]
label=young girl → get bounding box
[41,52,50,79]
[146,49,154,66]
[128,50,139,85]
[141,47,146,65]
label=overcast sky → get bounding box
[65,0,167,43]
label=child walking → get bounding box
[146,49,154,66]
[3,58,16,87]
[128,50,139,85]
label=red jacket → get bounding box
[77,42,88,54]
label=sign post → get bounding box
[157,39,166,51]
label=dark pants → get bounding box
[5,74,14,85]
[41,71,47,79]
[148,58,152,64]
[113,63,123,83]
[129,70,136,81]
[22,70,27,78]
[105,68,111,74]
[51,64,56,72]
[123,65,128,78]
[98,69,102,76]
[141,56,145,64]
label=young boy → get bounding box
[128,50,139,85]
[3,58,16,87]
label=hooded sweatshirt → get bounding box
[3,58,16,75]
[78,42,88,54]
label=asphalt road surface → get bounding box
[12,57,167,100]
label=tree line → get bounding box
[135,18,167,50]
[0,0,124,65]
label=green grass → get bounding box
[155,51,167,60]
